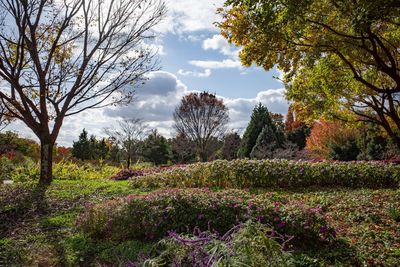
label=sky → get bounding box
[8,0,289,146]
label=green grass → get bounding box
[1,180,399,266]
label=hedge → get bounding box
[129,159,400,189]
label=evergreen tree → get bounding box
[238,104,273,158]
[97,138,110,160]
[142,130,171,165]
[72,129,91,160]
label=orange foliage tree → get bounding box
[306,121,359,159]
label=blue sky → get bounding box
[160,32,284,99]
[8,0,289,146]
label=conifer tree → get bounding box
[237,104,272,158]
[72,129,91,160]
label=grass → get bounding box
[1,180,399,266]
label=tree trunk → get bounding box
[127,154,131,169]
[39,139,54,186]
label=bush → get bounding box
[9,160,120,182]
[11,158,39,182]
[141,221,294,266]
[0,156,15,181]
[130,159,400,189]
[52,160,119,180]
[77,189,334,244]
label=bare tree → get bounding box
[104,118,148,169]
[173,92,229,162]
[0,0,166,185]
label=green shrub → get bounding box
[142,221,294,266]
[77,189,335,244]
[53,160,119,180]
[11,158,39,182]
[9,160,120,182]
[0,156,15,181]
[130,159,400,189]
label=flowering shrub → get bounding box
[140,221,293,266]
[77,189,334,244]
[130,159,400,189]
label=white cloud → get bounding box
[189,59,242,69]
[202,34,238,58]
[188,34,243,70]
[156,0,225,34]
[178,68,211,77]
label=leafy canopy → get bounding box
[219,0,400,145]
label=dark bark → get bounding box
[39,139,54,186]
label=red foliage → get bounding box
[306,121,358,159]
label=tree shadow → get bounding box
[0,183,50,237]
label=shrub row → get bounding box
[77,189,334,244]
[130,159,400,189]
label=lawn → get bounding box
[1,179,399,266]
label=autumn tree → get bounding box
[105,118,148,169]
[219,0,400,148]
[0,0,166,185]
[173,92,229,162]
[306,121,360,160]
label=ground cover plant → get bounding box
[130,159,400,189]
[77,189,335,243]
[0,160,399,266]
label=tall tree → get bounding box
[219,0,400,148]
[0,0,166,185]
[173,92,229,162]
[105,118,148,168]
[238,103,271,158]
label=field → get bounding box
[0,160,399,266]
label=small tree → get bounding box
[0,0,166,185]
[105,118,148,168]
[173,92,229,162]
[142,130,170,165]
[221,132,241,160]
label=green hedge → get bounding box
[130,159,400,189]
